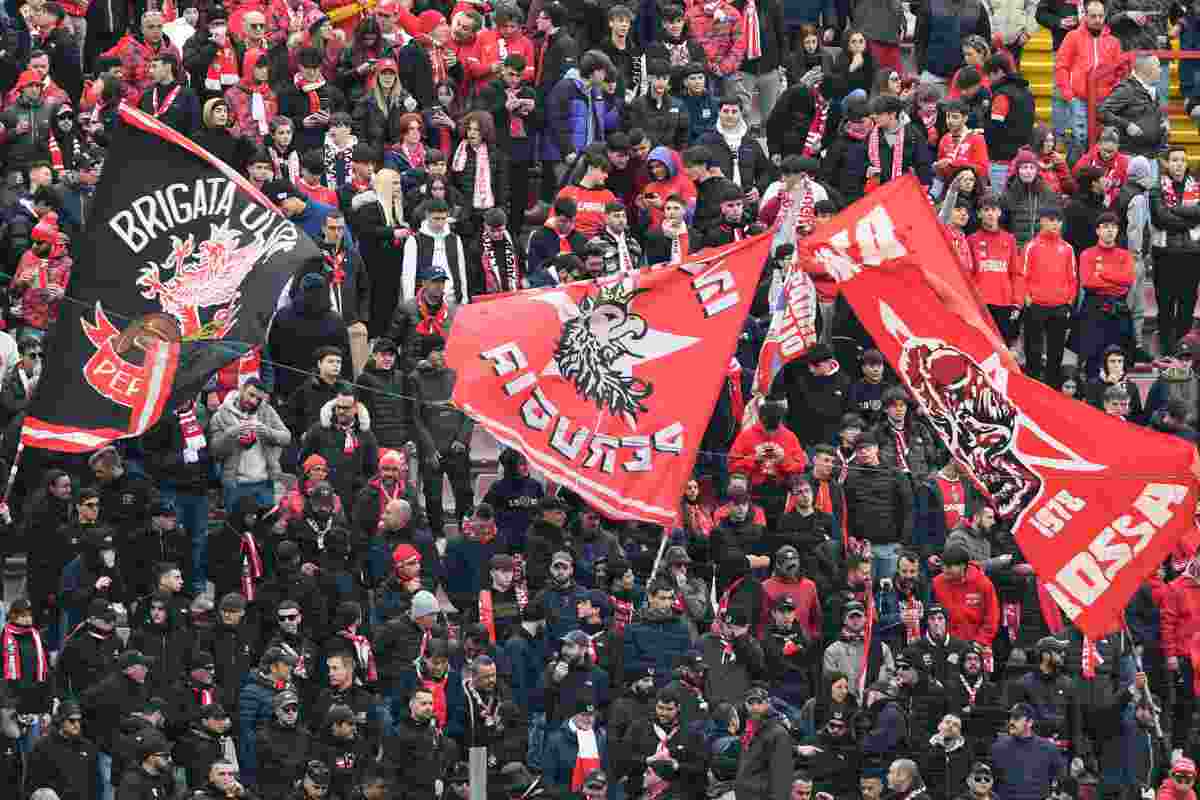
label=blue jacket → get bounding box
[443,536,504,599]
[623,611,692,687]
[991,734,1064,800]
[539,583,591,644]
[238,670,287,786]
[541,70,621,161]
[544,719,609,795]
[680,91,720,143]
[1100,694,1161,788]
[503,631,548,712]
[1183,17,1200,101]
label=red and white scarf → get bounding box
[47,127,81,174]
[415,288,450,337]
[1162,173,1200,208]
[778,179,816,236]
[241,532,263,601]
[293,72,326,114]
[179,402,207,454]
[205,44,240,91]
[398,141,426,169]
[868,123,906,188]
[1086,151,1128,208]
[506,88,527,138]
[899,595,924,645]
[339,630,379,683]
[918,102,939,147]
[481,231,519,293]
[453,141,495,210]
[2,624,47,682]
[662,220,690,264]
[1082,635,1103,680]
[193,686,215,706]
[743,0,762,60]
[643,724,678,799]
[150,84,182,118]
[887,421,909,471]
[570,723,602,790]
[959,672,982,706]
[427,45,449,85]
[803,89,829,158]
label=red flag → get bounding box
[799,176,1200,639]
[447,235,772,526]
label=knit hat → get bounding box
[273,690,300,710]
[219,592,247,611]
[1175,758,1198,777]
[302,454,328,474]
[392,543,420,565]
[14,70,42,91]
[379,448,406,468]
[1010,146,1038,171]
[410,590,439,619]
[843,600,866,619]
[665,546,691,565]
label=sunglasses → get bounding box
[972,775,993,783]
[278,613,300,621]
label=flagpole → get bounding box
[3,441,24,503]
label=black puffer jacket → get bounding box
[1151,179,1200,254]
[255,719,315,798]
[1003,174,1059,248]
[24,730,98,800]
[382,709,457,800]
[843,466,914,545]
[624,93,690,150]
[920,734,973,800]
[0,98,57,173]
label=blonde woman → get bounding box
[352,167,412,338]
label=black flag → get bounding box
[22,104,322,453]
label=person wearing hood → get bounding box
[638,146,696,228]
[761,544,822,640]
[49,599,104,688]
[256,689,315,798]
[124,591,187,695]
[0,70,60,176]
[410,332,474,537]
[268,271,353,401]
[1002,147,1059,249]
[795,710,862,797]
[238,646,299,785]
[699,605,766,707]
[24,700,98,800]
[209,377,290,511]
[729,395,807,526]
[67,526,130,624]
[483,449,545,554]
[1114,153,1154,360]
[773,343,850,449]
[191,96,246,168]
[284,482,345,569]
[224,48,278,147]
[208,497,266,608]
[21,470,77,636]
[258,551,329,666]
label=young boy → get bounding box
[702,181,755,246]
[678,62,719,142]
[1078,211,1135,378]
[644,193,700,265]
[298,149,338,206]
[968,192,1024,345]
[848,350,891,426]
[944,196,975,275]
[934,99,990,196]
[324,112,358,189]
[556,152,618,238]
[1022,206,1078,387]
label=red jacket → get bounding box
[112,34,183,96]
[1158,779,1197,800]
[1079,243,1134,296]
[448,33,491,96]
[1054,25,1123,103]
[729,422,808,487]
[932,564,999,646]
[936,128,990,180]
[1160,575,1200,658]
[1022,231,1078,307]
[968,227,1024,307]
[1037,156,1076,197]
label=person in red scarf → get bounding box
[729,396,808,527]
[113,11,182,97]
[934,99,990,192]
[1,598,52,718]
[280,45,348,153]
[643,193,700,267]
[2,51,70,109]
[225,47,278,145]
[11,218,71,335]
[1030,126,1075,198]
[206,496,266,605]
[1073,126,1130,208]
[351,447,417,537]
[395,9,463,108]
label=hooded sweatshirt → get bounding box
[641,146,697,227]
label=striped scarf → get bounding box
[2,624,47,682]
[743,0,761,60]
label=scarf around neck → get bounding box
[2,624,48,681]
[481,231,519,293]
[868,123,906,187]
[453,140,495,210]
[416,288,450,337]
[293,72,326,114]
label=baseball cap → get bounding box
[273,690,301,710]
[551,550,574,567]
[261,647,298,667]
[392,543,421,565]
[326,704,356,725]
[843,600,866,619]
[583,769,608,790]
[744,684,770,703]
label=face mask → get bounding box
[760,405,785,429]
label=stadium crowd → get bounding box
[1,0,1200,798]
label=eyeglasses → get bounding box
[278,613,300,622]
[971,775,993,783]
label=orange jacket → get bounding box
[1054,25,1123,103]
[1022,231,1078,307]
[968,228,1024,307]
[1079,243,1134,296]
[932,564,1000,646]
[729,423,809,487]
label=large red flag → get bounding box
[799,176,1200,638]
[447,235,772,526]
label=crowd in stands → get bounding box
[2,0,1200,798]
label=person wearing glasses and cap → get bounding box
[961,762,996,800]
[115,728,175,800]
[795,710,859,798]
